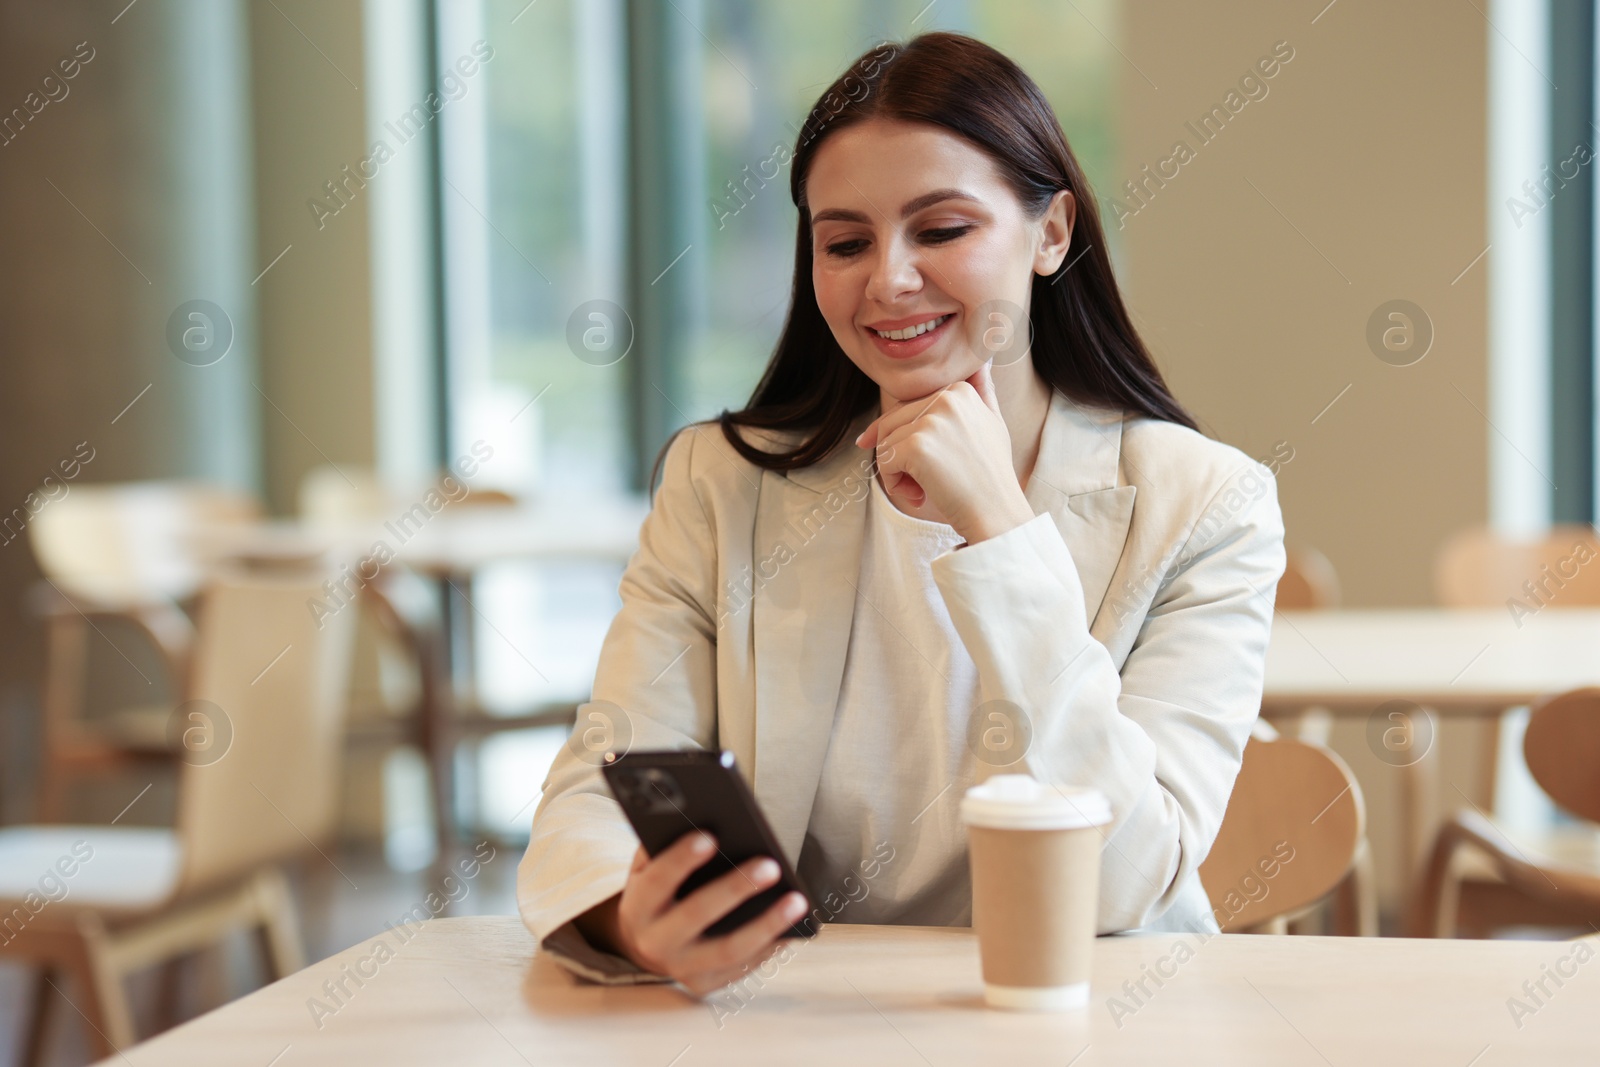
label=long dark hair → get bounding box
[651,31,1196,491]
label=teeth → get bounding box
[873,314,950,341]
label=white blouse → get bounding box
[795,472,982,926]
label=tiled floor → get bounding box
[0,841,522,1067]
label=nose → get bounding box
[862,227,923,307]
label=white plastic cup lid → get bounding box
[961,775,1112,831]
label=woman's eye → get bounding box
[822,225,971,258]
[920,225,972,243]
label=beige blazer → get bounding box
[517,388,1287,984]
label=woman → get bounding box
[518,31,1285,995]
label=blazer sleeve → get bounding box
[516,426,723,985]
[930,459,1286,932]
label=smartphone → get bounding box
[601,749,817,940]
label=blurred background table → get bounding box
[184,492,651,573]
[1261,607,1600,917]
[1262,608,1600,712]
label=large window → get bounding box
[433,0,1122,839]
[439,0,629,497]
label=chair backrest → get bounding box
[174,567,357,892]
[1276,545,1340,610]
[28,481,261,604]
[298,464,517,526]
[1523,688,1600,824]
[1435,524,1600,608]
[298,464,392,526]
[460,487,517,508]
[1200,731,1365,930]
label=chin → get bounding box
[877,375,942,403]
[881,361,967,398]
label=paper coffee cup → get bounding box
[962,775,1111,1011]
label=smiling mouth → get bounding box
[868,313,953,341]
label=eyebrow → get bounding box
[809,188,982,227]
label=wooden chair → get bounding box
[1200,723,1369,934]
[1268,545,1340,744]
[27,481,262,821]
[1416,687,1600,937]
[0,568,356,1063]
[1276,544,1341,611]
[1430,524,1600,934]
[1255,546,1377,934]
[27,481,261,604]
[1434,524,1600,609]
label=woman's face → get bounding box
[806,118,1074,404]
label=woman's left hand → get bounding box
[853,359,1036,545]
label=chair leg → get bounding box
[1328,837,1379,936]
[1397,717,1441,905]
[1329,870,1357,936]
[1350,838,1378,936]
[1476,712,1504,813]
[415,578,460,867]
[22,966,55,1067]
[253,867,306,979]
[37,615,91,823]
[53,914,137,1057]
[425,723,457,869]
[1413,820,1468,938]
[1285,909,1321,936]
[154,953,185,1030]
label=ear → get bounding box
[1033,189,1076,276]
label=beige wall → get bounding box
[1118,1,1491,915]
[1118,0,1488,608]
[248,0,376,514]
[0,2,262,804]
[248,1,391,838]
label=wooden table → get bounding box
[186,493,650,574]
[1262,608,1600,713]
[392,494,650,575]
[99,917,1598,1065]
[1262,608,1600,910]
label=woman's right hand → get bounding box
[595,831,811,997]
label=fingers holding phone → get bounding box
[614,832,808,996]
[674,887,809,996]
[675,902,800,1004]
[599,750,818,995]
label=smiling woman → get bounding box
[697,30,1197,487]
[519,31,1286,997]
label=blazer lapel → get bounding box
[750,408,877,865]
[1023,390,1138,631]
